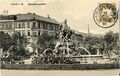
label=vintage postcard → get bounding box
[0,0,120,76]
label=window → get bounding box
[49,25,53,31]
[15,22,17,28]
[33,31,37,37]
[6,24,8,28]
[18,23,21,28]
[38,22,41,29]
[2,24,5,29]
[55,25,58,31]
[45,24,48,30]
[28,31,30,36]
[0,23,2,29]
[27,22,30,28]
[4,24,6,28]
[38,30,40,36]
[22,22,25,28]
[9,23,12,29]
[43,23,45,29]
[32,22,36,28]
[43,23,47,30]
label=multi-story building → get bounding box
[0,13,60,36]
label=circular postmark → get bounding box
[93,3,118,28]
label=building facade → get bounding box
[0,13,60,36]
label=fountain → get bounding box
[34,19,104,64]
[76,47,91,55]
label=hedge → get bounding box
[1,63,119,70]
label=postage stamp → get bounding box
[93,3,118,28]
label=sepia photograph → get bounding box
[0,0,120,76]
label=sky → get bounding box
[0,0,119,35]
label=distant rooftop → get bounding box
[0,13,60,24]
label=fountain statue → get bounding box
[53,19,75,57]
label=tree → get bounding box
[9,32,29,58]
[82,35,105,55]
[103,31,119,55]
[0,31,12,51]
[37,32,58,54]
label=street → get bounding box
[1,69,120,76]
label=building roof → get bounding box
[0,13,60,24]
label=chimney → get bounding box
[33,13,35,15]
[33,13,35,19]
[64,19,67,24]
[47,15,50,19]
